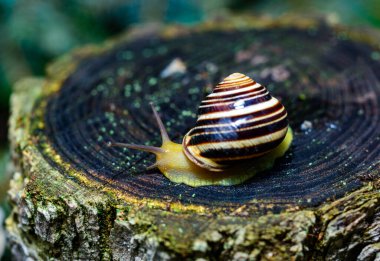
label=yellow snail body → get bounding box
[110,73,293,187]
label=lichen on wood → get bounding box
[6,16,380,260]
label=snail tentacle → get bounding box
[109,103,181,171]
[149,102,171,143]
[108,103,171,156]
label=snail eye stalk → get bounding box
[107,103,172,155]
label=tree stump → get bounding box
[6,17,380,260]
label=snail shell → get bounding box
[183,73,289,171]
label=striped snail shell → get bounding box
[183,73,289,172]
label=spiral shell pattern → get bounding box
[183,73,289,172]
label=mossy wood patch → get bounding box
[6,17,380,260]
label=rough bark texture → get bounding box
[6,16,380,260]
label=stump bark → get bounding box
[6,16,380,260]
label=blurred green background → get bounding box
[0,0,380,258]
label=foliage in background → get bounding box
[0,149,10,260]
[0,149,10,202]
[231,0,380,27]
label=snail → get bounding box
[109,73,293,187]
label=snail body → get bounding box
[110,73,293,187]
